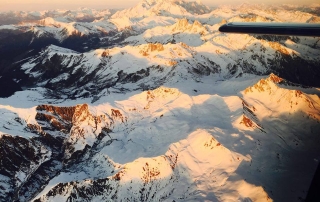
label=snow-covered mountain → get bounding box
[0,1,320,202]
[1,74,319,201]
[0,8,116,25]
[14,32,320,100]
[111,0,211,19]
[1,1,318,45]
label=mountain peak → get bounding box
[171,18,207,34]
[44,44,79,54]
[243,74,285,94]
[143,0,172,4]
[111,0,210,18]
[243,74,320,115]
[269,73,284,84]
[143,0,180,4]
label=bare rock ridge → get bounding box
[0,104,126,201]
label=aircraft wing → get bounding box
[219,22,320,37]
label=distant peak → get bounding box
[145,0,182,4]
[143,0,169,5]
[44,44,79,54]
[268,73,283,84]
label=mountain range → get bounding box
[0,0,319,201]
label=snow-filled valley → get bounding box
[0,0,320,201]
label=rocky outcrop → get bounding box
[240,99,265,132]
[172,19,208,34]
[0,103,123,201]
[0,135,51,201]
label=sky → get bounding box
[0,0,319,12]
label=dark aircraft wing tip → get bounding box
[219,22,320,37]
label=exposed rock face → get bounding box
[172,19,207,34]
[0,103,123,201]
[240,99,264,132]
[0,135,51,201]
[35,105,76,132]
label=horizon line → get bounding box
[0,1,319,12]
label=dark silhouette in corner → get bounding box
[0,77,22,98]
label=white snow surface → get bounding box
[1,75,319,201]
[1,1,318,42]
